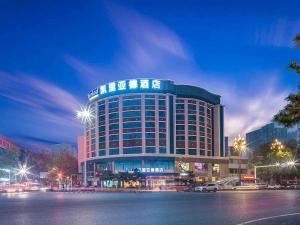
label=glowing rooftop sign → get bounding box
[88,79,165,100]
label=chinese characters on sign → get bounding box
[89,79,162,99]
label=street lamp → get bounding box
[76,106,93,124]
[233,134,246,185]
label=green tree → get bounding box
[51,149,77,177]
[252,140,297,182]
[274,34,300,127]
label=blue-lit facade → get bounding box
[79,79,227,186]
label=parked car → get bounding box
[195,183,218,192]
[267,184,281,189]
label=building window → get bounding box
[176,104,184,110]
[146,133,155,139]
[176,136,185,141]
[188,125,196,131]
[109,149,119,155]
[176,149,185,155]
[123,147,142,154]
[159,148,167,154]
[123,99,141,107]
[123,111,141,118]
[109,135,119,141]
[189,149,197,155]
[109,113,119,120]
[99,150,106,156]
[146,147,156,153]
[176,114,184,120]
[200,150,205,156]
[159,133,166,139]
[145,99,155,106]
[145,111,155,117]
[189,136,196,141]
[188,115,196,121]
[123,133,142,139]
[176,125,185,130]
[99,136,105,142]
[159,111,166,117]
[159,100,166,106]
[188,104,196,110]
[159,122,166,128]
[109,124,119,130]
[123,122,142,128]
[145,122,155,128]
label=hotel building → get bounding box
[78,79,230,187]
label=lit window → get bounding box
[152,79,161,89]
[129,79,138,89]
[140,79,149,89]
[100,85,107,94]
[118,80,126,90]
[108,82,116,92]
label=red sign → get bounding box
[242,175,255,180]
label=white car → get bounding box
[195,183,218,192]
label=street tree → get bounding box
[274,34,300,127]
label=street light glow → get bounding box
[76,106,93,124]
[233,134,246,153]
[16,163,32,180]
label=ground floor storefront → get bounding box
[81,156,231,187]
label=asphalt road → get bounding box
[0,190,299,225]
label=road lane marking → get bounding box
[237,212,300,225]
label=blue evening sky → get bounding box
[0,0,299,148]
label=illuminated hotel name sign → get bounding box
[88,79,164,100]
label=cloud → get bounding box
[254,19,300,47]
[105,2,192,68]
[0,72,83,145]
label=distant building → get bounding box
[0,135,20,152]
[224,136,229,156]
[246,122,297,151]
[77,136,86,173]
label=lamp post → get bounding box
[233,134,246,185]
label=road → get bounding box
[0,190,299,225]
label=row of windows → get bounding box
[98,148,168,156]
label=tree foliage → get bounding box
[274,34,300,127]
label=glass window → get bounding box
[145,122,155,128]
[99,126,105,132]
[159,122,166,128]
[188,115,196,121]
[189,136,196,141]
[123,122,141,128]
[123,133,142,139]
[176,114,184,120]
[98,104,105,111]
[176,149,185,155]
[199,116,205,123]
[99,136,105,142]
[109,124,119,130]
[159,100,166,106]
[145,111,155,117]
[123,99,141,107]
[123,147,142,154]
[109,135,119,141]
[199,106,205,112]
[146,147,156,153]
[176,104,184,109]
[176,136,185,141]
[159,111,166,117]
[188,104,196,110]
[109,102,118,109]
[189,149,197,155]
[199,126,205,132]
[200,150,206,156]
[188,125,196,131]
[99,150,106,156]
[159,133,166,139]
[109,149,119,155]
[176,125,185,130]
[123,111,141,118]
[109,113,119,120]
[159,148,167,154]
[145,99,155,106]
[99,115,105,122]
[146,133,155,139]
[200,136,205,142]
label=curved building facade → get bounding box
[78,79,228,186]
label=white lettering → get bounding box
[100,85,107,94]
[152,79,161,89]
[129,79,138,89]
[140,79,149,89]
[118,80,126,90]
[108,82,116,92]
